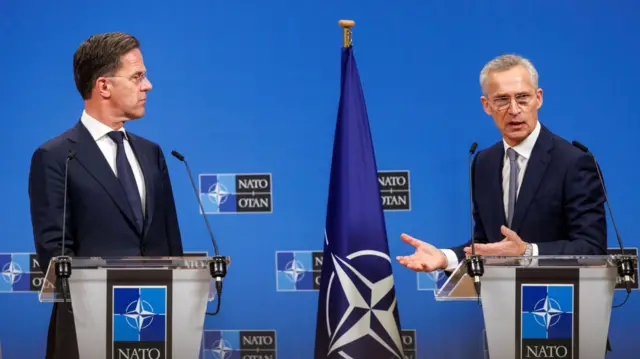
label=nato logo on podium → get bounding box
[520,284,574,358]
[112,286,168,358]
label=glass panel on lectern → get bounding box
[433,255,625,301]
[38,256,231,303]
[482,255,619,267]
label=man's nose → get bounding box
[508,99,521,115]
[141,77,152,91]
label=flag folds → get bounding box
[313,45,404,359]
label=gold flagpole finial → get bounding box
[338,20,355,48]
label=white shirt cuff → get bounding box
[440,249,459,271]
[531,243,539,256]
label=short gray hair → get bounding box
[479,54,538,94]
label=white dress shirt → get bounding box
[80,111,147,216]
[440,121,542,270]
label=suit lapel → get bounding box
[510,126,553,232]
[128,133,156,239]
[66,121,140,234]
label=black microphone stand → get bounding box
[571,141,635,306]
[465,142,484,303]
[171,150,227,316]
[55,150,75,313]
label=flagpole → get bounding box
[338,19,355,48]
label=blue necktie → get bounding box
[107,131,143,233]
[506,148,519,227]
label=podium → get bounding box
[434,254,638,359]
[39,256,230,359]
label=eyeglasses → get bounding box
[106,72,149,86]
[490,93,535,110]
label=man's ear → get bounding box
[95,77,112,99]
[535,87,543,110]
[481,95,492,116]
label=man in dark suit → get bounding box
[396,54,606,273]
[28,32,184,359]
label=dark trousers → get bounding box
[45,303,79,359]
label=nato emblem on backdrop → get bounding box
[275,250,323,291]
[0,253,44,293]
[201,330,276,359]
[199,173,272,214]
[520,284,574,358]
[378,170,411,211]
[112,286,167,359]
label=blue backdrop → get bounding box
[0,1,638,358]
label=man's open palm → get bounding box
[396,233,447,272]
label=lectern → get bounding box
[39,256,230,359]
[434,255,638,359]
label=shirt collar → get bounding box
[80,110,128,141]
[503,120,541,160]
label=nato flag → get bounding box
[313,45,404,359]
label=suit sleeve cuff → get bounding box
[440,249,459,271]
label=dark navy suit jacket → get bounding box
[450,125,607,260]
[28,120,183,359]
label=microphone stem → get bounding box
[170,150,227,316]
[469,151,475,256]
[573,142,634,306]
[593,161,624,251]
[62,157,70,256]
[182,159,219,256]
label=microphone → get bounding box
[571,141,635,303]
[56,149,76,311]
[171,150,227,316]
[465,142,483,300]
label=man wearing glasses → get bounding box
[397,54,607,273]
[28,32,184,359]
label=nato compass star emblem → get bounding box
[324,249,403,358]
[124,297,157,331]
[1,261,23,285]
[208,182,229,206]
[532,296,564,329]
[284,259,306,283]
[211,339,233,359]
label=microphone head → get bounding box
[469,142,478,154]
[571,140,589,153]
[171,150,185,161]
[67,150,77,160]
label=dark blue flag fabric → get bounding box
[313,45,404,359]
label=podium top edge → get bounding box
[475,254,637,260]
[51,255,231,260]
[46,255,232,269]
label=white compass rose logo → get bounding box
[532,296,564,329]
[211,339,233,359]
[324,249,403,358]
[207,182,229,206]
[124,298,157,331]
[1,261,23,285]
[284,260,306,283]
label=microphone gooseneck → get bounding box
[465,142,483,301]
[571,141,634,307]
[171,150,227,316]
[56,149,76,312]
